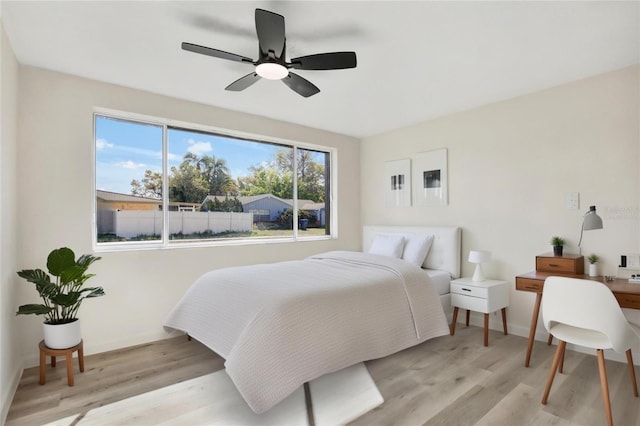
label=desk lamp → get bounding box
[469,250,491,282]
[578,205,603,254]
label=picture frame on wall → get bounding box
[414,149,448,206]
[384,158,411,207]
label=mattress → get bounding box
[425,269,451,296]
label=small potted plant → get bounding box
[587,253,600,277]
[550,236,565,256]
[16,247,104,349]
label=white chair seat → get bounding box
[548,323,610,349]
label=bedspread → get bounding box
[164,250,449,413]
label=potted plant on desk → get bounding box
[16,247,105,349]
[550,236,565,256]
[587,253,600,277]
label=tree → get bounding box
[130,170,162,198]
[274,149,325,202]
[237,166,293,199]
[191,154,237,196]
[168,162,209,203]
[202,196,243,212]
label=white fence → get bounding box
[113,211,253,238]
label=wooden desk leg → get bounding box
[525,292,543,367]
[501,307,508,335]
[484,313,489,346]
[466,310,470,327]
[450,307,459,336]
[39,349,46,385]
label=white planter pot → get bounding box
[588,263,598,277]
[43,319,81,349]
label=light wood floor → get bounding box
[6,325,640,426]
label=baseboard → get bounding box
[1,361,23,425]
[22,330,176,368]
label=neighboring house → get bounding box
[201,194,325,226]
[96,190,200,234]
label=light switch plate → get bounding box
[564,192,579,210]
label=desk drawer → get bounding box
[516,277,543,293]
[536,256,584,274]
[451,282,488,298]
[615,293,640,310]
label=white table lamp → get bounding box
[469,250,491,282]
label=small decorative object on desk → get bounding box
[550,236,565,257]
[629,274,640,284]
[587,253,599,277]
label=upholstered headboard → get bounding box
[362,225,462,278]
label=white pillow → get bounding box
[368,234,405,258]
[402,234,435,267]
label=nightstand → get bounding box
[450,277,509,346]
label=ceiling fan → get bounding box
[182,8,357,97]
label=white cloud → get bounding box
[187,139,213,155]
[96,138,114,150]
[116,160,146,169]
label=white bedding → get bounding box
[164,250,449,413]
[425,269,451,296]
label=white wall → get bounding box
[15,66,361,367]
[0,22,21,424]
[361,65,640,339]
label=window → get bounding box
[94,112,333,248]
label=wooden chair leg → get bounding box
[596,349,613,426]
[450,307,459,336]
[542,340,566,404]
[559,341,565,374]
[547,334,553,345]
[626,349,639,397]
[465,310,470,327]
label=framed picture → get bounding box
[384,158,411,207]
[414,149,448,206]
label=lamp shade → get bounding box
[583,205,603,231]
[468,250,491,282]
[468,250,491,264]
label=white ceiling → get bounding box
[2,1,639,138]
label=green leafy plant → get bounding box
[587,254,600,264]
[16,247,105,325]
[550,236,565,246]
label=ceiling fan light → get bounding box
[256,62,289,80]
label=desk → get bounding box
[515,271,640,367]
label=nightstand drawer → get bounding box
[451,293,491,312]
[451,282,489,298]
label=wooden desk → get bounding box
[515,271,640,367]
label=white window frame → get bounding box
[92,108,337,252]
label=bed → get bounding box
[164,225,461,414]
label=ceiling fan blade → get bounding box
[225,72,261,91]
[282,72,320,97]
[255,9,285,59]
[182,42,254,64]
[289,52,357,70]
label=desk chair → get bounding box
[540,277,640,426]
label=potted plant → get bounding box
[16,247,104,349]
[550,236,565,256]
[587,253,600,277]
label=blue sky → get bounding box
[95,115,283,195]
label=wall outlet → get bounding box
[564,192,579,210]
